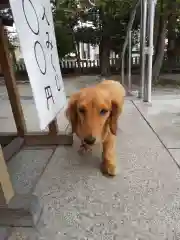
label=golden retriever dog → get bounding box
[65,80,125,176]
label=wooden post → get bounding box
[48,119,59,135]
[0,20,27,136]
[0,145,14,205]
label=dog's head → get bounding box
[66,86,121,145]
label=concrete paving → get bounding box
[8,148,54,195]
[134,96,180,168]
[1,74,180,133]
[0,76,101,133]
[2,76,180,239]
[7,100,180,239]
[0,89,69,133]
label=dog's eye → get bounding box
[100,109,108,115]
[79,107,86,114]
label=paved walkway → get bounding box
[0,76,102,133]
[5,99,180,239]
[1,75,180,133]
[1,76,180,239]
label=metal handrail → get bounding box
[121,0,141,87]
[121,0,157,103]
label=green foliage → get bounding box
[52,0,141,60]
[74,0,139,53]
[54,0,81,28]
[0,8,13,21]
[55,25,75,59]
[52,0,79,58]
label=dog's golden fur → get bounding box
[66,80,125,176]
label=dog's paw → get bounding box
[101,162,116,177]
[78,143,92,155]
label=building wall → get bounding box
[13,41,122,63]
[79,42,99,60]
[14,46,22,61]
[79,42,118,61]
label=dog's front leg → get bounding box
[101,133,116,176]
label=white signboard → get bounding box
[9,0,67,130]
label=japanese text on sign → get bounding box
[9,0,67,130]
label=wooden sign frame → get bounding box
[0,8,73,227]
[0,20,73,160]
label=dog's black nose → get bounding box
[84,136,96,145]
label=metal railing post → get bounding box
[128,30,132,90]
[144,0,156,103]
[139,0,147,98]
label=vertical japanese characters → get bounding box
[22,0,61,110]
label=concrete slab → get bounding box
[2,76,180,237]
[134,98,180,149]
[8,149,53,195]
[64,75,101,97]
[0,98,69,133]
[0,149,53,229]
[1,76,180,133]
[30,101,180,239]
[0,78,72,133]
[0,227,11,240]
[169,149,180,167]
[160,73,180,81]
[8,227,39,240]
[0,100,17,133]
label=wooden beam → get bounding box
[24,132,73,146]
[0,21,27,136]
[3,137,24,162]
[0,193,42,227]
[48,119,59,135]
[0,184,7,205]
[0,130,73,146]
[0,145,14,204]
[0,133,17,146]
[0,207,34,227]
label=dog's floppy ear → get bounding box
[109,98,124,135]
[109,100,119,135]
[65,93,79,133]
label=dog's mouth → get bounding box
[86,142,95,146]
[83,136,96,145]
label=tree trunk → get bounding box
[152,0,177,81]
[11,49,17,65]
[71,28,81,72]
[153,12,160,57]
[99,37,111,77]
[152,19,167,82]
[167,14,176,69]
[98,6,111,78]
